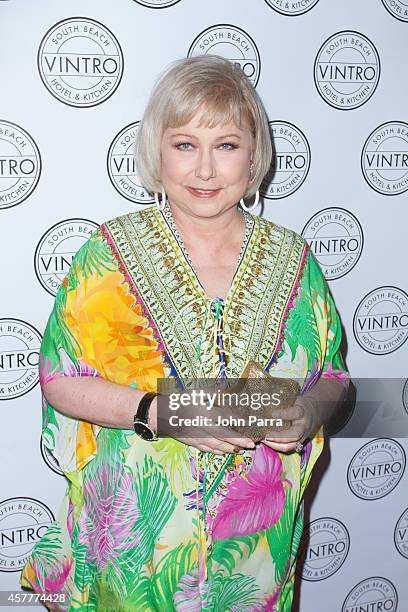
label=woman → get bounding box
[20,55,348,610]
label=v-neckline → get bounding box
[158,201,254,305]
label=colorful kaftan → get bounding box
[20,202,349,611]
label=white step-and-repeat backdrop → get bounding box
[1,0,407,610]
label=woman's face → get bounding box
[160,111,253,218]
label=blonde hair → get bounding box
[135,55,272,198]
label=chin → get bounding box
[170,195,238,217]
[191,202,233,217]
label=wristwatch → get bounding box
[133,392,158,441]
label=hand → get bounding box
[155,386,256,455]
[175,433,255,455]
[261,395,321,453]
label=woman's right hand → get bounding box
[153,387,256,455]
[174,427,256,455]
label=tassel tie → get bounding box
[179,295,234,582]
[173,294,235,379]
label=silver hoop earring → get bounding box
[154,191,166,211]
[240,189,259,212]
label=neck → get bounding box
[168,201,244,248]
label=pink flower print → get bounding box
[39,355,61,388]
[58,347,100,378]
[322,361,350,383]
[183,455,204,512]
[67,498,74,539]
[245,588,279,612]
[174,568,210,611]
[42,557,72,594]
[31,556,72,611]
[302,358,320,393]
[211,444,290,540]
[262,587,280,611]
[78,462,140,572]
[40,350,100,427]
[40,349,100,383]
[300,439,312,469]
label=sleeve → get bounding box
[306,248,350,382]
[39,229,118,482]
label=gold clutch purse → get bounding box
[219,360,300,442]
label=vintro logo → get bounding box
[34,218,99,296]
[188,25,260,87]
[0,120,41,210]
[302,208,363,280]
[347,438,406,500]
[38,17,124,107]
[402,379,408,416]
[0,497,54,572]
[353,287,408,355]
[107,122,154,204]
[314,31,380,110]
[381,0,408,22]
[133,0,181,6]
[261,121,311,199]
[296,517,350,581]
[361,122,408,196]
[394,507,408,559]
[0,319,42,400]
[342,577,398,612]
[264,0,320,16]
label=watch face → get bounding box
[133,420,156,441]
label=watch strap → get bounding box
[135,391,158,424]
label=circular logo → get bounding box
[353,287,408,355]
[403,379,408,416]
[394,507,408,559]
[0,319,42,400]
[296,517,350,581]
[0,497,54,572]
[263,0,320,16]
[342,577,398,612]
[188,25,261,87]
[0,120,41,210]
[107,122,154,204]
[301,207,363,280]
[361,122,408,196]
[34,218,99,297]
[40,437,64,476]
[314,31,380,110]
[261,121,311,199]
[347,438,406,500]
[133,0,181,6]
[382,0,408,22]
[38,17,124,108]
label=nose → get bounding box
[195,147,215,181]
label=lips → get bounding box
[187,187,221,199]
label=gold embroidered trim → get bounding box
[104,206,306,382]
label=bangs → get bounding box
[162,83,254,133]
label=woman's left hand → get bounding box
[261,395,321,453]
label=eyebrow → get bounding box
[169,132,242,140]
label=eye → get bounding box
[218,142,239,150]
[174,142,194,151]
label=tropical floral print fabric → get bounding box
[20,203,348,611]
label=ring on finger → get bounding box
[295,440,304,454]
